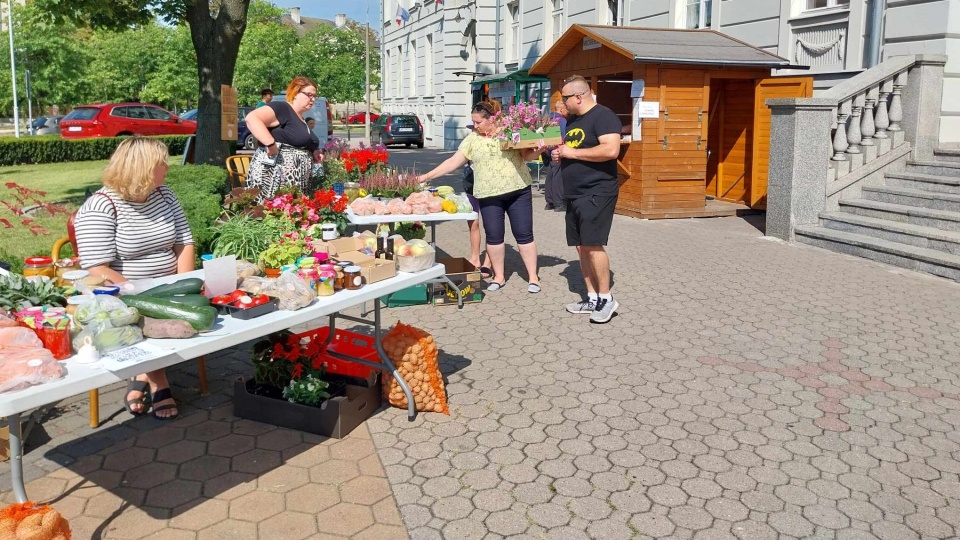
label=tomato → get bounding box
[211,294,234,305]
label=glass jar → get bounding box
[344,266,363,290]
[23,257,55,279]
[62,270,90,291]
[316,270,336,296]
[66,295,94,318]
[343,182,360,202]
[298,267,319,291]
[320,223,338,241]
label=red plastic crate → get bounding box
[295,327,378,380]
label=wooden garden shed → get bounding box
[529,25,813,219]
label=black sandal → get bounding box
[150,387,179,421]
[479,266,494,279]
[124,380,150,416]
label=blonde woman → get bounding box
[245,75,321,200]
[74,136,195,420]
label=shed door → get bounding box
[751,77,813,208]
[657,69,706,182]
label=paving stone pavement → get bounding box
[366,201,960,540]
[3,192,960,539]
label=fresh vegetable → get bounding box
[140,278,204,297]
[140,316,198,339]
[165,294,212,307]
[0,273,68,312]
[92,325,144,353]
[108,307,140,327]
[212,290,245,306]
[233,294,270,308]
[120,295,218,331]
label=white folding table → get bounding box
[0,265,446,502]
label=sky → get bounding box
[268,0,381,25]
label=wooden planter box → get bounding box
[233,376,380,439]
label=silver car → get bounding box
[31,116,63,136]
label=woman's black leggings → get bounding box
[478,186,534,246]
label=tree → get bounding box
[233,1,298,106]
[141,25,198,112]
[295,25,381,104]
[36,0,251,166]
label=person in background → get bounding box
[419,101,545,292]
[244,76,321,200]
[543,98,570,212]
[305,117,316,131]
[256,88,274,108]
[73,136,194,420]
[551,75,622,324]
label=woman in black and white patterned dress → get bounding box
[244,76,321,201]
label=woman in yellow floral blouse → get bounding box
[419,101,546,292]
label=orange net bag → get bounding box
[381,322,449,414]
[0,501,71,540]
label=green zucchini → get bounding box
[165,294,212,307]
[120,294,217,331]
[141,278,204,297]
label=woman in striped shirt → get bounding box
[74,137,195,420]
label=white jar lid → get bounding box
[344,265,361,272]
[62,270,90,281]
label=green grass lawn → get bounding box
[0,157,181,271]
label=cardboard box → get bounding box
[359,258,397,284]
[431,257,484,306]
[233,377,380,439]
[314,236,375,258]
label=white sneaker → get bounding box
[590,297,619,323]
[566,299,595,314]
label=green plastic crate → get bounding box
[384,284,429,308]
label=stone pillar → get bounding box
[766,98,836,241]
[900,54,947,161]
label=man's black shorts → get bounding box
[565,194,618,246]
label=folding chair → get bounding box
[226,154,251,190]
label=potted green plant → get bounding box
[258,234,308,277]
[210,213,274,263]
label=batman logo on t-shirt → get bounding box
[565,128,585,148]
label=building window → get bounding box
[409,40,416,97]
[396,46,403,97]
[685,0,711,29]
[549,0,564,44]
[806,0,849,9]
[606,0,621,26]
[383,50,390,98]
[425,35,433,95]
[508,2,520,62]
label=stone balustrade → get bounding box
[765,54,947,241]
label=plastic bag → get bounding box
[0,309,15,328]
[74,295,127,326]
[236,260,262,283]
[0,347,65,394]
[395,239,436,273]
[381,322,449,414]
[108,307,140,327]
[71,319,143,354]
[252,272,316,311]
[445,193,474,214]
[0,327,42,350]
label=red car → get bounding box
[343,112,380,124]
[60,103,197,139]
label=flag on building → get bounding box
[396,3,410,25]
[436,0,444,5]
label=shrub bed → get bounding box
[165,165,228,256]
[0,135,191,166]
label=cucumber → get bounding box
[140,278,204,297]
[120,294,218,331]
[165,294,211,307]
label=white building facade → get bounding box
[380,0,960,149]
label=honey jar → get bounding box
[23,257,55,279]
[344,265,363,290]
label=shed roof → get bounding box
[529,25,792,75]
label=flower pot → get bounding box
[501,126,563,149]
[264,267,282,278]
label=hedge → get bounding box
[0,135,191,166]
[165,164,228,256]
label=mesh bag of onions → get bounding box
[381,322,450,414]
[0,501,71,540]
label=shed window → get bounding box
[806,0,849,9]
[685,0,711,29]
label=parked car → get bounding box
[180,109,199,121]
[343,112,380,124]
[372,114,424,148]
[30,116,62,136]
[60,103,197,139]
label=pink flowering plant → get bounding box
[492,102,560,141]
[359,168,423,199]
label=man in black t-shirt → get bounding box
[550,75,622,324]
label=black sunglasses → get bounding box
[561,92,585,102]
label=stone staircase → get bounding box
[795,149,960,281]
